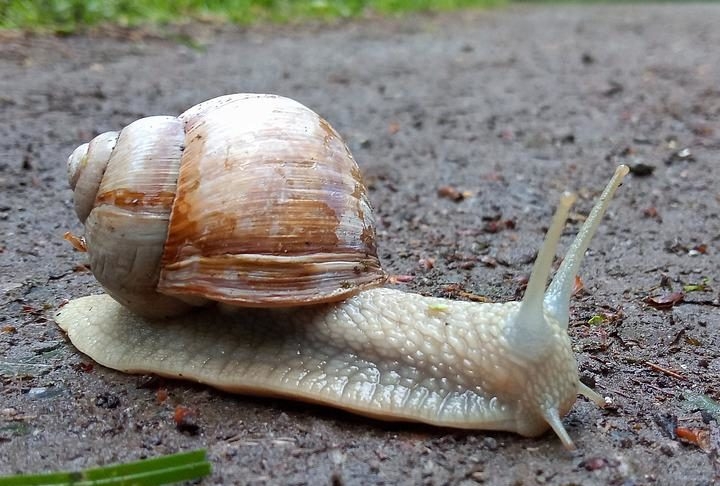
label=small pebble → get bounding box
[27,386,63,400]
[482,437,498,451]
[95,392,121,409]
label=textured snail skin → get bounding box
[57,165,628,450]
[57,290,578,437]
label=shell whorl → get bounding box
[67,143,88,190]
[81,116,188,317]
[67,131,120,223]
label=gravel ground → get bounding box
[1,3,719,485]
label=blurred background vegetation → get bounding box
[0,0,707,33]
[0,0,506,32]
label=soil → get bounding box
[1,3,719,485]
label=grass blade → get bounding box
[0,449,211,486]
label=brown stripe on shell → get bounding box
[95,189,176,211]
[70,131,119,223]
[160,253,384,307]
[94,116,184,217]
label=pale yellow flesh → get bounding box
[56,289,580,438]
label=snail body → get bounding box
[57,93,629,450]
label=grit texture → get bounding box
[1,4,719,485]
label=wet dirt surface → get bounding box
[1,4,719,485]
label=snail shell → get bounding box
[67,94,386,317]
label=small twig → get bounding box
[630,378,676,396]
[645,361,687,381]
[669,328,686,347]
[682,299,720,307]
[607,388,632,400]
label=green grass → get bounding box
[0,449,211,486]
[0,0,506,33]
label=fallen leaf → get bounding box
[573,275,585,295]
[676,426,711,451]
[74,362,94,373]
[580,456,611,471]
[683,279,711,292]
[692,244,708,255]
[156,388,169,404]
[418,258,435,270]
[174,405,200,435]
[63,231,87,252]
[437,185,470,201]
[482,219,515,233]
[644,291,684,309]
[388,274,414,284]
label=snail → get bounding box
[56,93,629,450]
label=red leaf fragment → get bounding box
[482,219,515,233]
[63,231,87,252]
[441,284,490,303]
[676,426,711,451]
[580,456,610,471]
[388,274,414,284]
[437,185,471,201]
[75,362,94,373]
[418,258,435,271]
[572,275,585,296]
[22,305,43,316]
[174,405,200,435]
[692,244,708,255]
[456,290,490,303]
[156,388,169,404]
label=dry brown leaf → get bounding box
[644,291,684,309]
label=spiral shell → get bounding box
[68,94,386,317]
